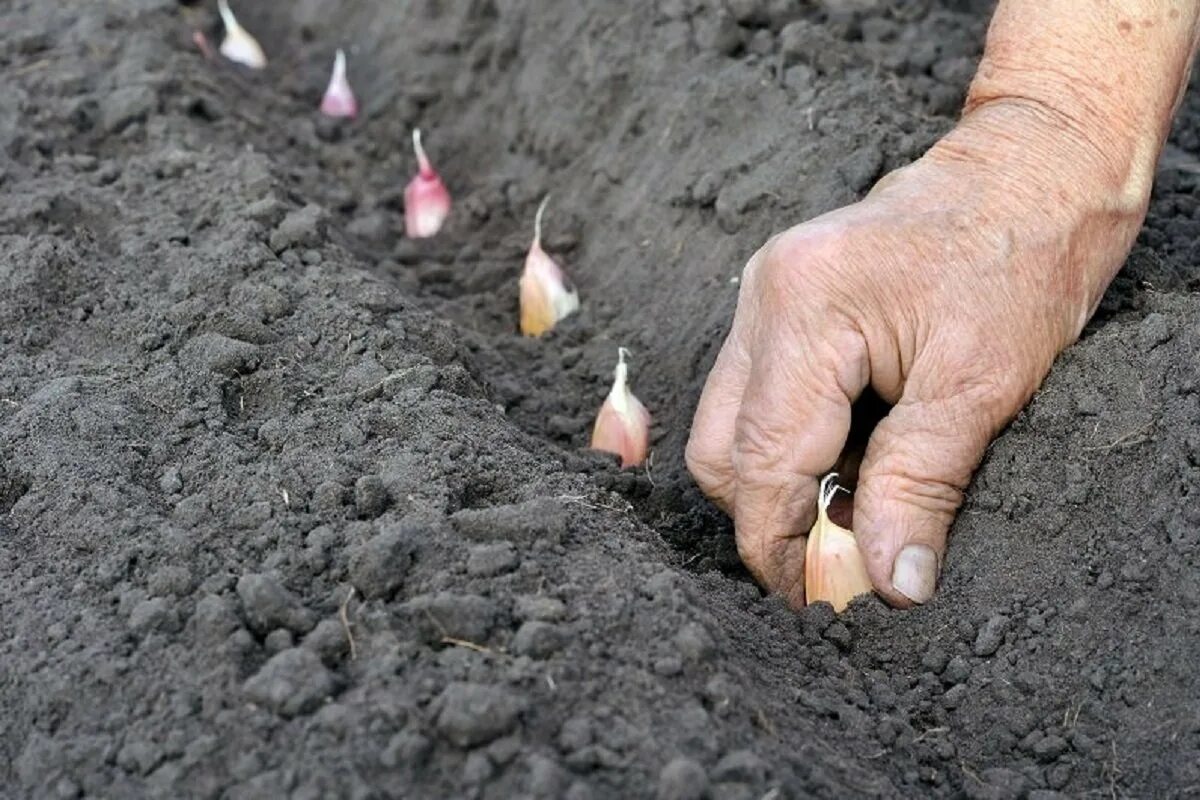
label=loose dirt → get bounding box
[2,1,1198,797]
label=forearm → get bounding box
[915,1,1200,321]
[964,0,1200,206]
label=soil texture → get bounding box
[2,0,1199,798]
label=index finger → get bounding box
[731,323,869,606]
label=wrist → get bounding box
[955,1,1197,225]
[932,97,1154,222]
[924,98,1150,291]
[888,97,1153,335]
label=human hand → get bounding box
[686,101,1149,608]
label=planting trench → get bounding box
[1,0,1199,797]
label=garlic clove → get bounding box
[319,49,358,119]
[805,474,874,612]
[404,129,451,238]
[217,0,266,69]
[519,196,579,336]
[590,347,651,468]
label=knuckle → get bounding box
[731,415,789,484]
[961,371,1028,424]
[925,349,1033,429]
[869,418,976,493]
[740,239,775,286]
[758,230,843,297]
[755,227,874,330]
[864,467,964,520]
[768,225,852,270]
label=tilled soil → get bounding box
[2,1,1199,798]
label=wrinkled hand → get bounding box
[686,103,1145,608]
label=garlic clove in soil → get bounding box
[519,195,580,337]
[217,0,267,69]
[319,49,358,119]
[404,129,451,238]
[590,347,651,468]
[805,474,874,612]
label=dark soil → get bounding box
[2,0,1199,797]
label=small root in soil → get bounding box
[340,587,358,661]
[440,636,493,654]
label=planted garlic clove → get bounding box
[404,129,451,238]
[590,347,651,468]
[319,49,358,119]
[217,0,266,69]
[519,196,579,337]
[805,474,874,612]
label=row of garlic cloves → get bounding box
[207,5,443,239]
[516,204,649,467]
[205,3,650,468]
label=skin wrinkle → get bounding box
[967,68,1123,157]
[760,244,874,393]
[860,463,964,520]
[730,288,864,587]
[732,352,847,477]
[857,387,998,497]
[930,109,1109,218]
[861,154,1078,389]
[855,474,960,578]
[856,196,970,395]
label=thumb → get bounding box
[853,386,1005,607]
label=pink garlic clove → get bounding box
[404,129,451,238]
[590,348,651,468]
[320,49,358,119]
[519,195,580,336]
